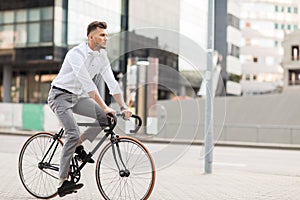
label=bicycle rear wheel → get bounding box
[95,136,156,200]
[18,132,63,199]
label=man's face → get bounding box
[89,27,108,50]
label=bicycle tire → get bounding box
[18,132,63,199]
[95,136,156,200]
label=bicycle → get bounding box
[18,113,156,199]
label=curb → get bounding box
[2,129,300,150]
[134,136,300,150]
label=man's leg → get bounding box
[48,89,83,196]
[55,103,84,196]
[56,106,80,179]
[72,97,108,142]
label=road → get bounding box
[1,134,300,199]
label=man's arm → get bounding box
[113,93,132,119]
[88,90,115,114]
[113,93,126,109]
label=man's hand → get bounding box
[112,94,132,119]
[121,109,132,120]
[103,107,116,115]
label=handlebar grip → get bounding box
[106,113,117,130]
[108,113,142,134]
[130,114,142,133]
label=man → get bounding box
[48,21,132,197]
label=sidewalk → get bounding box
[1,131,300,199]
[2,138,300,200]
[152,169,300,200]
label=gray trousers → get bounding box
[48,88,107,179]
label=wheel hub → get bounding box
[119,169,130,177]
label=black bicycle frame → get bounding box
[40,113,141,177]
[39,128,64,171]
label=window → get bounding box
[294,7,298,14]
[227,13,240,30]
[0,7,55,47]
[274,23,278,29]
[41,21,53,42]
[227,43,240,58]
[41,7,53,20]
[245,74,251,81]
[287,7,291,13]
[275,5,278,12]
[0,24,14,47]
[16,10,27,23]
[3,11,14,23]
[29,9,40,21]
[287,24,291,30]
[28,23,40,44]
[253,57,258,63]
[291,45,299,61]
[294,25,298,30]
[288,70,300,85]
[0,12,3,24]
[15,23,27,46]
[281,24,285,30]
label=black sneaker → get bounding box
[75,145,95,163]
[57,180,83,197]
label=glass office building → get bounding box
[0,0,68,103]
[0,0,208,103]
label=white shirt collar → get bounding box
[85,42,103,56]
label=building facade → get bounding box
[1,0,211,103]
[215,0,242,96]
[0,0,68,103]
[239,0,300,95]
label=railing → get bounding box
[219,123,300,144]
[157,122,300,145]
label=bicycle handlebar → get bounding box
[129,114,142,133]
[77,113,142,134]
[107,113,142,134]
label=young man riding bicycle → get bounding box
[47,21,132,197]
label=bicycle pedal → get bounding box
[58,191,73,197]
[59,189,79,197]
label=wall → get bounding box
[0,103,93,132]
[155,93,300,145]
[1,93,300,145]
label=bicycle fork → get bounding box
[111,139,130,177]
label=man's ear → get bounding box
[88,33,93,40]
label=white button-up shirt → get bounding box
[52,42,121,96]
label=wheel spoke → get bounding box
[96,137,155,200]
[19,133,62,199]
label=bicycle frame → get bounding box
[18,112,158,200]
[39,113,142,182]
[38,129,64,172]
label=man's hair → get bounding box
[87,21,107,36]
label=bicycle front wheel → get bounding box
[95,136,156,200]
[18,132,63,199]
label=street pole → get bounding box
[204,0,215,174]
[120,0,129,100]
